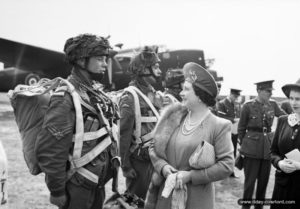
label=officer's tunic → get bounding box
[238,98,285,209]
[36,70,119,209]
[119,80,161,199]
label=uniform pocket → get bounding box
[241,132,260,157]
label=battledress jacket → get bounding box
[149,103,234,209]
[238,98,286,159]
[35,73,119,197]
[216,97,241,123]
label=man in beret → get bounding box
[217,88,242,177]
[238,80,286,209]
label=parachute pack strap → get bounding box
[72,127,108,142]
[78,97,98,115]
[77,167,98,183]
[123,87,142,142]
[128,86,160,119]
[61,79,84,160]
[70,135,112,168]
[140,116,157,123]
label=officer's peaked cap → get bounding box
[183,62,218,98]
[254,80,274,90]
[282,78,300,98]
[230,88,242,96]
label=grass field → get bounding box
[0,93,274,209]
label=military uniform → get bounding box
[119,80,162,199]
[217,88,242,157]
[36,70,119,209]
[238,80,286,209]
[36,34,120,209]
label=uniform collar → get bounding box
[255,97,270,105]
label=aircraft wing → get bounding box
[0,37,71,78]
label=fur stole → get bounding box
[153,103,188,160]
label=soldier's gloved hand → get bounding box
[162,164,177,178]
[50,194,67,208]
[123,168,137,179]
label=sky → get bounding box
[0,0,299,96]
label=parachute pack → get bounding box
[7,78,79,175]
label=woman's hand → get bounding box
[284,159,300,170]
[175,171,191,190]
[162,164,177,178]
[278,159,297,173]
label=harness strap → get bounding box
[70,135,112,168]
[77,167,99,183]
[124,86,160,152]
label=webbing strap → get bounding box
[71,136,112,168]
[63,80,85,161]
[124,87,142,144]
[128,86,160,118]
[77,167,99,183]
[72,127,108,142]
[140,116,157,123]
[123,86,160,151]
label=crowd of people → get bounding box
[13,33,300,209]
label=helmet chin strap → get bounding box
[74,58,105,82]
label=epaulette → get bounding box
[269,98,276,102]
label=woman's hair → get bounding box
[289,86,300,97]
[192,84,216,107]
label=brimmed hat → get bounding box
[230,88,242,96]
[254,80,274,90]
[183,62,218,98]
[282,78,300,98]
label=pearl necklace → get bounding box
[181,111,210,135]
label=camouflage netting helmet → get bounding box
[63,33,111,64]
[128,46,161,76]
[165,68,184,88]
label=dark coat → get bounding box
[270,115,300,207]
[238,98,286,159]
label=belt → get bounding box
[247,127,271,133]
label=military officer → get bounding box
[161,68,184,106]
[35,34,120,209]
[217,88,242,158]
[238,80,286,209]
[119,46,163,200]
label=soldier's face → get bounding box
[87,56,107,74]
[289,90,300,114]
[180,81,199,109]
[258,89,272,101]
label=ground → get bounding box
[0,93,274,209]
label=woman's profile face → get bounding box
[180,80,199,108]
[289,90,300,114]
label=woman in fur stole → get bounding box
[144,62,234,209]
